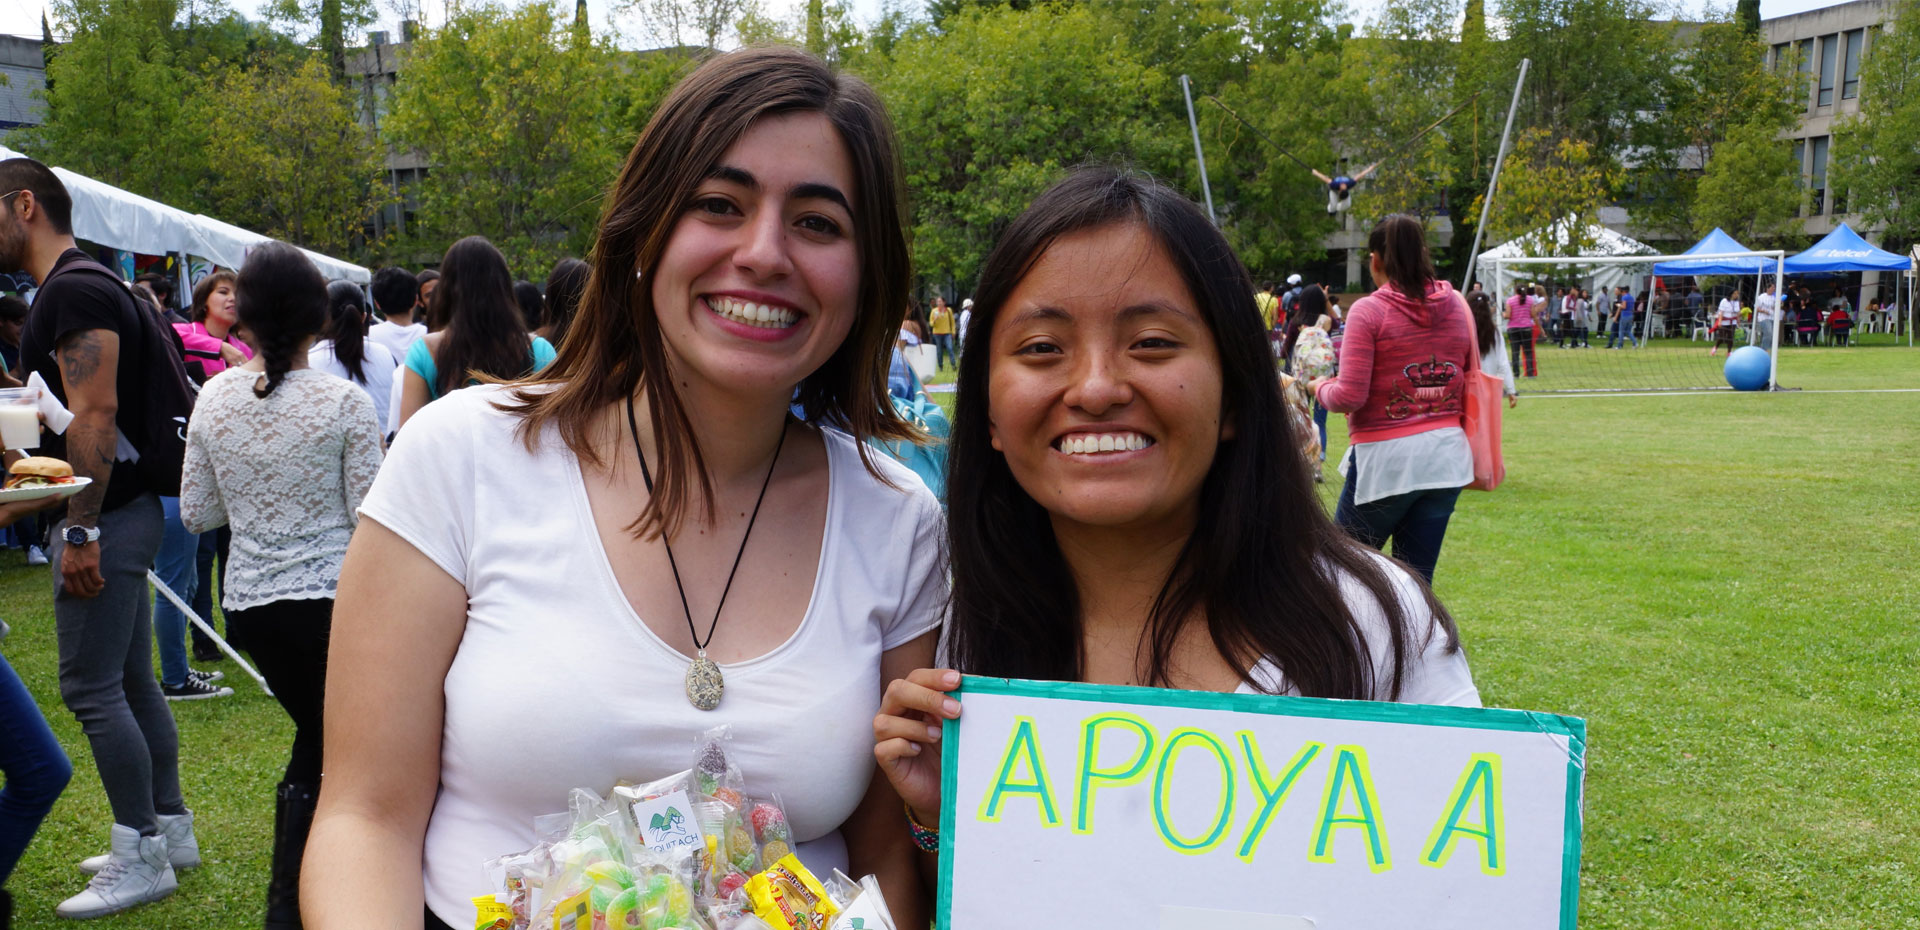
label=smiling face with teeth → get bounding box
[987,221,1228,536]
[649,111,861,400]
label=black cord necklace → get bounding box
[626,394,787,711]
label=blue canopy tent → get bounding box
[1652,228,1777,276]
[1785,224,1913,347]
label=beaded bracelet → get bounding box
[904,802,940,853]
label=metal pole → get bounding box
[1180,75,1217,225]
[1768,256,1783,390]
[148,570,273,696]
[1461,58,1530,293]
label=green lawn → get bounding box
[2,345,1918,928]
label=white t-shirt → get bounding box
[1716,298,1742,327]
[368,319,426,361]
[308,338,398,431]
[357,386,947,926]
[1239,553,1480,706]
[1754,292,1778,322]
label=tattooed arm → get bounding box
[57,327,119,599]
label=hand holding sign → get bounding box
[872,667,964,825]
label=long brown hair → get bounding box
[505,46,914,540]
[1369,214,1436,302]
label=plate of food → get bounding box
[0,457,90,503]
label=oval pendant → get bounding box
[685,655,725,711]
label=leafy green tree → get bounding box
[384,1,625,274]
[1639,18,1797,239]
[1472,129,1622,255]
[1691,118,1803,246]
[1833,0,1920,243]
[1485,0,1670,160]
[26,0,210,207]
[265,0,378,81]
[204,57,386,254]
[873,5,1177,287]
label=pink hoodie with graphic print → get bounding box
[1313,280,1479,445]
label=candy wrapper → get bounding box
[693,726,747,810]
[616,770,709,860]
[743,854,839,930]
[823,872,896,930]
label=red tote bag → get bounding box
[1463,370,1505,490]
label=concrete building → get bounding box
[1765,0,1894,237]
[0,35,48,132]
[346,24,427,246]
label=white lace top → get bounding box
[181,367,385,611]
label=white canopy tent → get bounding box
[1474,219,1659,295]
[0,143,369,283]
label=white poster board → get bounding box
[938,677,1585,930]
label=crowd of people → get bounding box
[0,46,1492,930]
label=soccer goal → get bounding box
[1478,251,1787,393]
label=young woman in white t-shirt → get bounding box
[870,169,1478,870]
[308,48,940,930]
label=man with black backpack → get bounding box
[1,157,199,918]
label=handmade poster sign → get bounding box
[937,677,1586,930]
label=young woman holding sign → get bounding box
[871,168,1480,863]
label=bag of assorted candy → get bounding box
[474,727,893,930]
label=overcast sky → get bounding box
[0,0,1872,44]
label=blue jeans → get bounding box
[0,650,71,883]
[152,497,197,688]
[1334,460,1462,583]
[932,333,955,370]
[1608,316,1638,348]
[1312,402,1328,462]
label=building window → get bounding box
[1772,42,1790,71]
[1810,136,1829,214]
[1818,34,1837,106]
[1792,139,1806,187]
[1842,29,1863,99]
[1796,39,1814,108]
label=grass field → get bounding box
[1,345,1917,928]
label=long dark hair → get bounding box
[946,167,1456,699]
[543,257,589,350]
[505,46,915,540]
[190,270,237,324]
[1279,283,1327,364]
[433,236,534,397]
[324,280,373,384]
[235,242,327,399]
[514,280,544,332]
[1373,214,1437,302]
[1467,291,1497,356]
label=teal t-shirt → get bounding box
[407,335,557,400]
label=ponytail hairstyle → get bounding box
[325,280,372,384]
[1369,214,1444,326]
[514,280,545,332]
[543,257,590,350]
[1467,291,1497,355]
[235,241,327,399]
[432,236,532,397]
[1279,283,1327,363]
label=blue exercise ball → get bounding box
[1724,345,1770,391]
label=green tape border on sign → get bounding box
[935,675,1586,930]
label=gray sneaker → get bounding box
[80,811,200,874]
[57,824,178,918]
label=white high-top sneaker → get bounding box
[78,811,200,874]
[55,824,178,919]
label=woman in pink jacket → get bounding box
[1311,215,1477,582]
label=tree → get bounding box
[1832,0,1920,243]
[1737,0,1761,36]
[873,5,1177,287]
[1691,118,1803,246]
[1639,18,1797,239]
[626,0,746,49]
[265,0,378,81]
[1472,129,1623,256]
[203,57,386,254]
[26,0,210,208]
[383,1,626,274]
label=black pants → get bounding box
[227,598,332,785]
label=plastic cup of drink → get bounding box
[0,387,41,450]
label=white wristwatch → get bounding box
[63,524,101,546]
